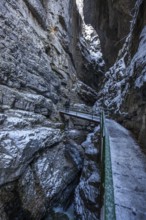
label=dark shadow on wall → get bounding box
[130,1,146,58]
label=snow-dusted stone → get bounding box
[0,124,62,186]
[0,0,103,219]
[0,138,84,219]
[74,127,100,220]
[92,0,146,149]
[67,129,87,144]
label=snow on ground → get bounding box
[107,119,146,220]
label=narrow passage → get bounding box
[107,120,146,220]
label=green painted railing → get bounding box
[100,111,116,220]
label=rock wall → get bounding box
[74,127,100,220]
[93,0,146,149]
[3,0,146,218]
[120,0,146,148]
[0,0,80,113]
[84,0,136,67]
[0,0,93,219]
[74,0,105,91]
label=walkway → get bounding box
[60,109,146,219]
[59,109,100,122]
[107,119,146,220]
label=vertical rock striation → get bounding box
[0,0,95,219]
[92,0,146,149]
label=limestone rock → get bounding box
[24,0,47,28]
[0,0,87,218]
[0,140,84,219]
[75,81,98,105]
[94,0,146,148]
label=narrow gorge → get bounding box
[0,0,146,220]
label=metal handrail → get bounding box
[100,111,116,220]
[58,103,110,117]
[59,106,98,117]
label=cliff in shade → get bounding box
[84,0,136,67]
[84,0,146,149]
[1,0,146,219]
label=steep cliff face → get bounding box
[0,0,97,219]
[84,0,136,67]
[120,0,146,148]
[75,0,105,91]
[3,0,146,218]
[91,0,146,149]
